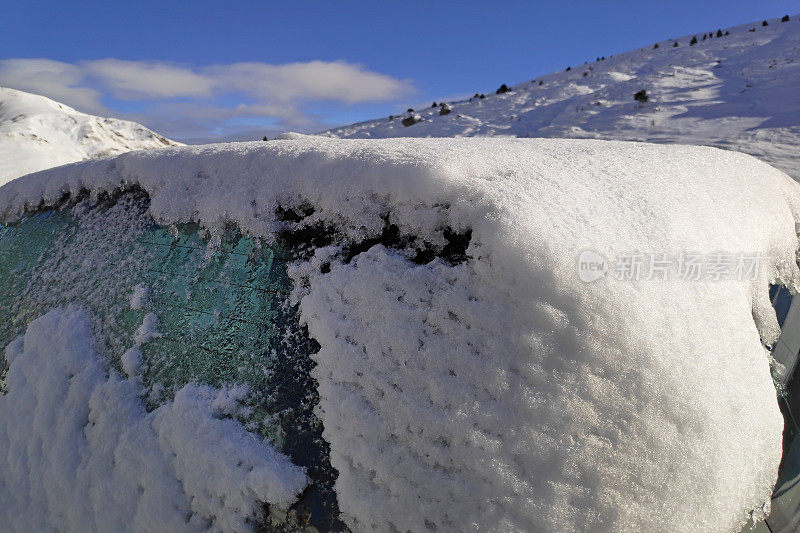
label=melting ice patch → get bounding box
[0,306,308,532]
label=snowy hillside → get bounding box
[0,87,179,186]
[327,15,800,179]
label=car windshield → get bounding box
[0,191,343,531]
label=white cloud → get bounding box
[0,58,106,113]
[0,57,414,140]
[0,58,411,104]
[83,59,214,99]
[206,61,411,103]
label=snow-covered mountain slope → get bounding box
[327,15,800,179]
[0,87,180,186]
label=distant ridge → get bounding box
[0,87,181,186]
[325,14,800,179]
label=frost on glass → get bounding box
[0,190,341,530]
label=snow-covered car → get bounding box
[1,137,800,532]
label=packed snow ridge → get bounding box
[2,137,800,532]
[0,87,180,186]
[326,14,800,180]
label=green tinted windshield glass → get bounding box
[0,191,342,530]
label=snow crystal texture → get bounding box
[2,137,800,532]
[0,307,308,532]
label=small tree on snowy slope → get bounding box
[690,36,698,45]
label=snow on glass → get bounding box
[0,307,308,531]
[1,136,800,532]
[0,191,340,530]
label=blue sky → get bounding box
[2,0,797,142]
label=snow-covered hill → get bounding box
[0,87,180,186]
[327,15,800,179]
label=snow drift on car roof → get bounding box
[1,136,800,531]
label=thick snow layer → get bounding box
[326,15,800,181]
[2,137,800,531]
[0,306,308,532]
[0,87,180,186]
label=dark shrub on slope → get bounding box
[402,114,422,127]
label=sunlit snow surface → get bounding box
[1,137,800,531]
